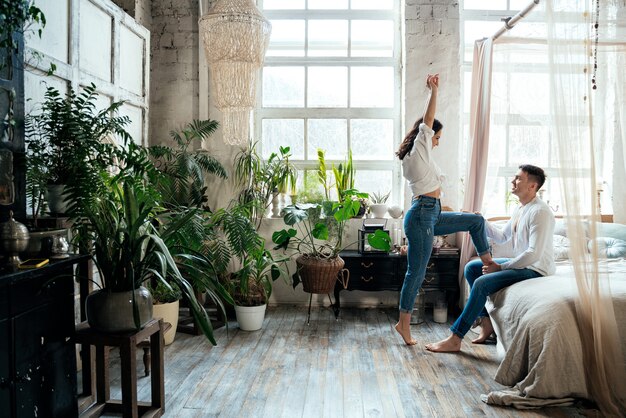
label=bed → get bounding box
[479,220,626,408]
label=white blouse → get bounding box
[401,123,442,198]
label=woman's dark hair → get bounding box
[396,117,443,160]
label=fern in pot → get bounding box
[149,281,182,345]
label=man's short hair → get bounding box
[519,164,546,190]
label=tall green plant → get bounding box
[25,83,131,226]
[317,148,332,200]
[81,174,219,344]
[332,150,355,200]
[148,119,227,209]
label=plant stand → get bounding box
[74,319,165,418]
[306,293,335,325]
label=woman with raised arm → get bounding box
[395,74,494,345]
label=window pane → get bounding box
[308,67,348,107]
[509,73,549,115]
[507,125,550,167]
[263,0,304,9]
[267,20,305,57]
[351,0,392,9]
[355,170,393,200]
[308,0,347,9]
[262,119,304,159]
[263,67,304,107]
[351,119,394,160]
[307,119,347,160]
[351,67,394,107]
[464,0,506,10]
[351,20,393,57]
[308,20,348,57]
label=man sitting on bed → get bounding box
[425,164,555,353]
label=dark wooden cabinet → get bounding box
[334,250,460,317]
[0,256,87,418]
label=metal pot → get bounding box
[0,211,30,267]
[85,286,153,332]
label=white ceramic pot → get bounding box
[152,300,180,345]
[235,304,267,331]
[370,204,388,218]
[46,184,70,214]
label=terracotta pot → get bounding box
[86,286,153,333]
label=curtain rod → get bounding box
[492,0,540,41]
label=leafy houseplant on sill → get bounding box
[369,190,390,218]
[149,281,182,346]
[80,174,218,344]
[272,189,391,296]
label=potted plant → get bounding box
[25,83,130,215]
[149,281,182,345]
[208,203,288,331]
[79,173,219,344]
[369,190,390,218]
[272,189,391,295]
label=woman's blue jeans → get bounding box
[449,258,542,337]
[399,196,491,313]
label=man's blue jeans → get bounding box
[399,196,491,313]
[450,258,542,338]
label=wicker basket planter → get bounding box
[296,254,348,294]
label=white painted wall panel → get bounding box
[79,0,113,82]
[120,104,143,144]
[24,0,70,64]
[119,26,144,95]
[24,73,68,114]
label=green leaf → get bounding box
[367,229,391,252]
[272,228,296,249]
[311,223,328,240]
[282,205,308,226]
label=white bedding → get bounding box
[482,258,626,408]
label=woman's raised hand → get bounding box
[427,73,440,91]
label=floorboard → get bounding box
[97,306,600,418]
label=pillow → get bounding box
[588,237,626,259]
[553,235,571,260]
[554,219,568,237]
[594,223,626,242]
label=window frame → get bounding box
[255,1,403,203]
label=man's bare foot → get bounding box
[471,316,494,344]
[425,334,462,352]
[394,323,417,345]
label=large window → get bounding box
[256,0,402,202]
[462,1,562,216]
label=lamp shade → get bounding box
[199,0,271,146]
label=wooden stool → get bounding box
[75,319,165,418]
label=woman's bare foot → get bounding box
[395,323,417,345]
[471,316,494,344]
[395,312,416,345]
[425,334,462,352]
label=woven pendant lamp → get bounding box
[199,0,271,146]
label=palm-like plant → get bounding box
[82,174,219,343]
[148,119,227,210]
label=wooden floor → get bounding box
[101,306,598,418]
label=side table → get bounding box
[75,319,165,418]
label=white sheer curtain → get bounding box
[546,0,626,414]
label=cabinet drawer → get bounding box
[343,257,400,291]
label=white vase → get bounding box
[46,184,70,214]
[271,193,281,217]
[235,304,267,331]
[152,300,180,345]
[370,203,388,218]
[388,205,403,219]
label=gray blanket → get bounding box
[483,259,626,409]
